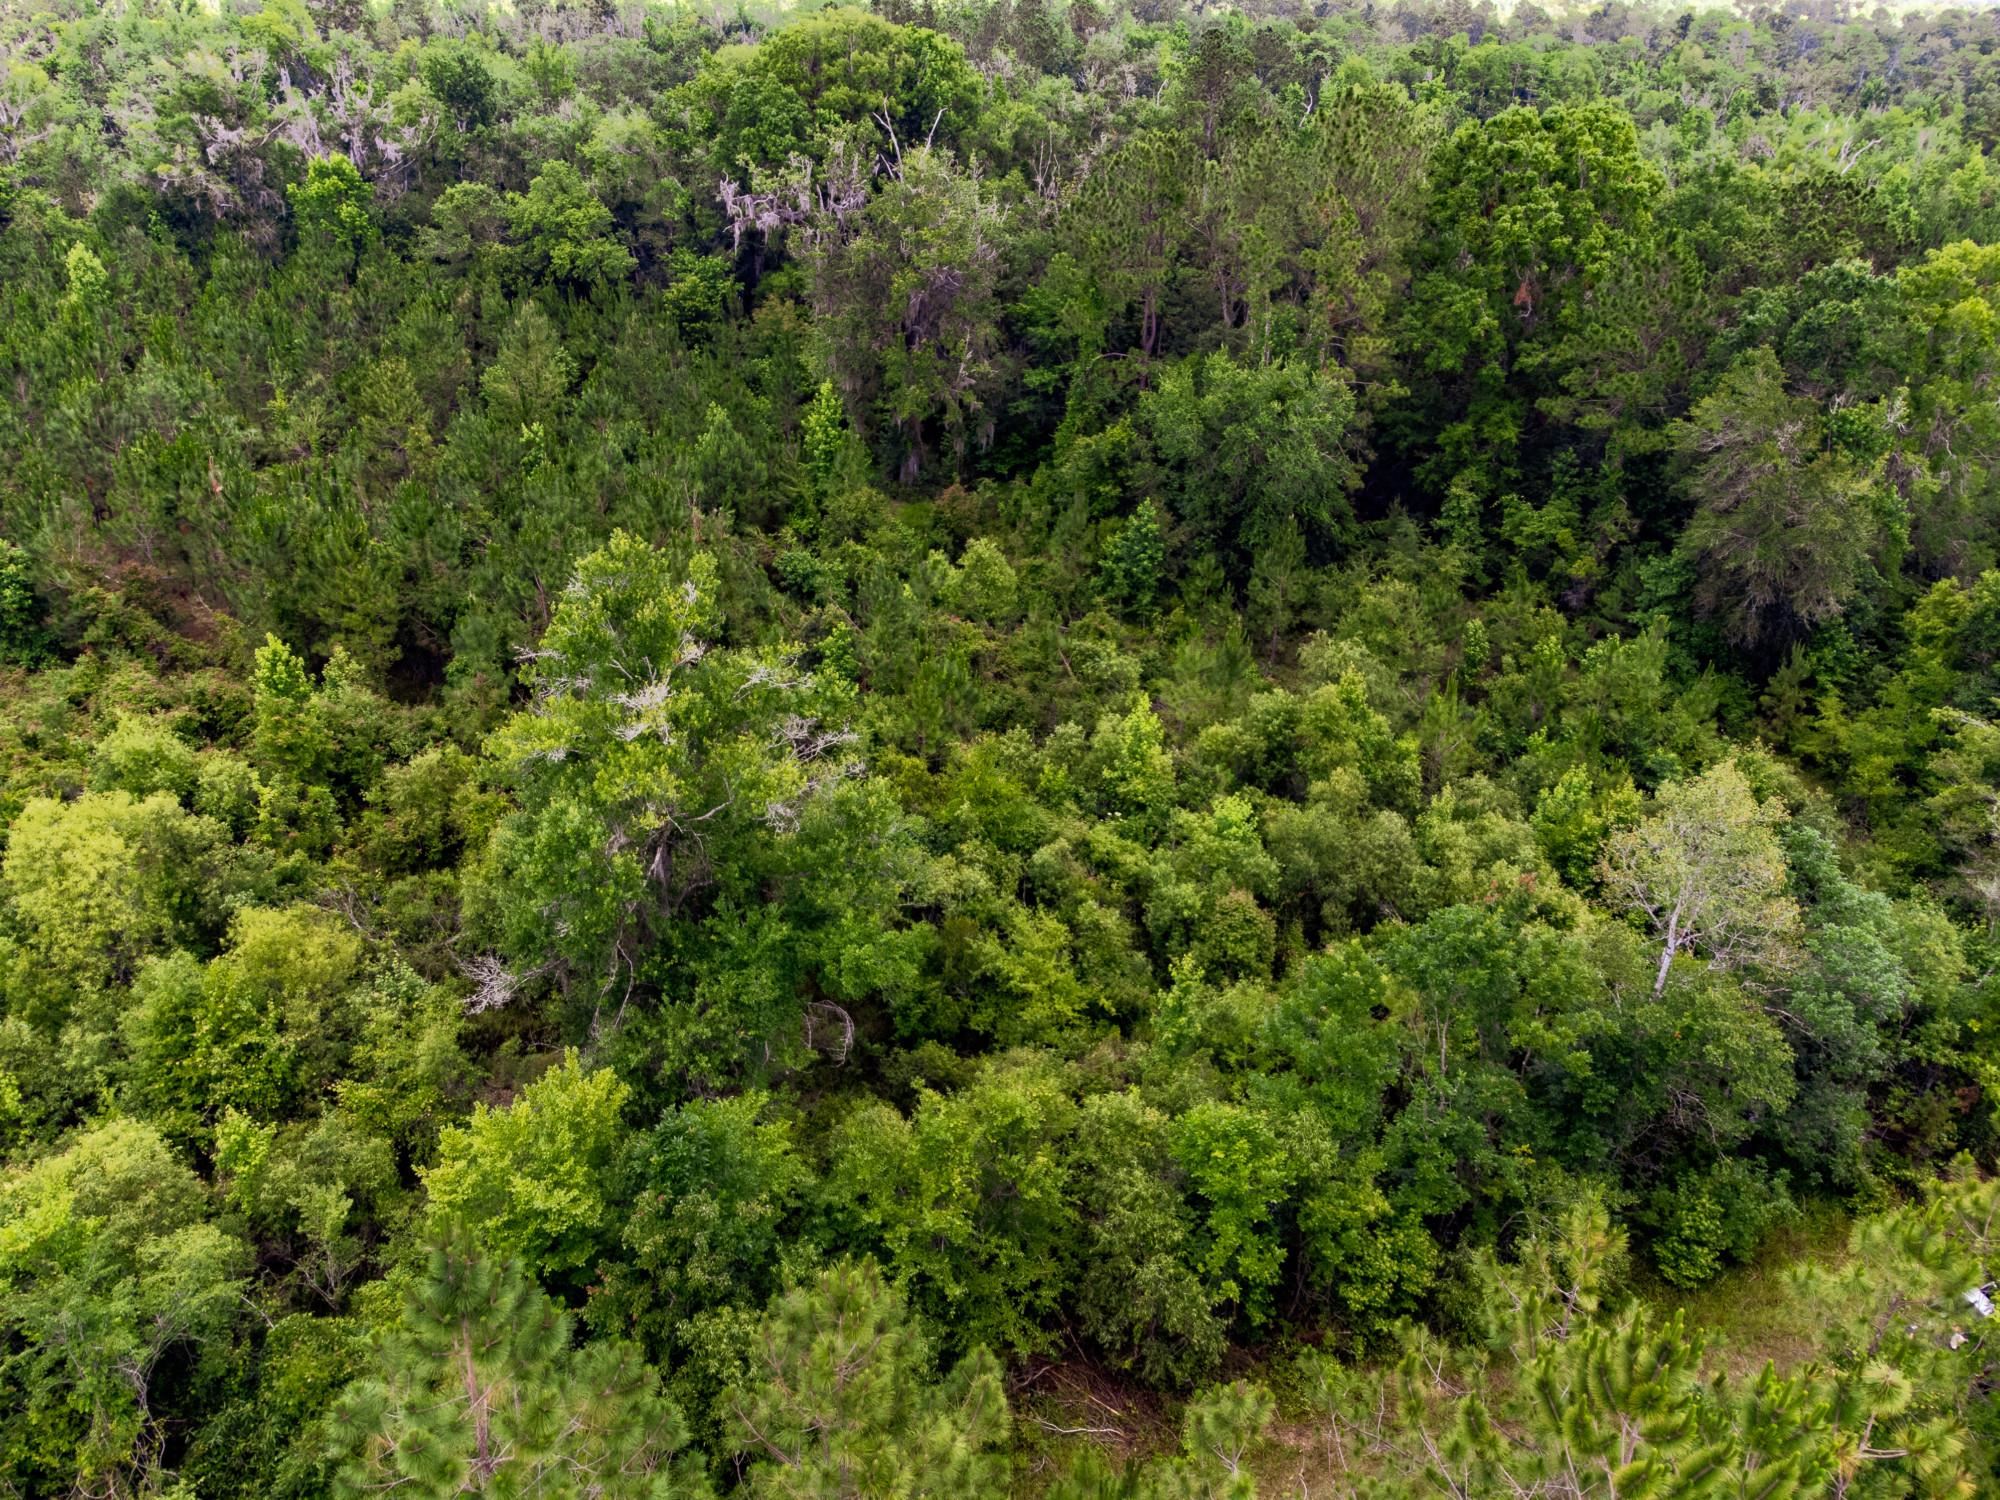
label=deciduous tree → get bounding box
[1599,760,1801,997]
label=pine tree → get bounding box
[1072,130,1196,359]
[1138,1381,1274,1500]
[801,380,851,505]
[725,1260,1010,1500]
[328,1240,704,1499]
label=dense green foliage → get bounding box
[10,0,2000,1493]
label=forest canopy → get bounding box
[9,0,2000,1494]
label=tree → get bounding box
[806,146,1001,480]
[1673,348,1899,644]
[1646,1157,1794,1289]
[1169,76,1433,372]
[1465,1191,1629,1357]
[505,162,635,293]
[695,10,984,177]
[590,1092,809,1357]
[1425,1307,1823,1498]
[946,538,1018,625]
[287,153,375,268]
[1246,514,1306,652]
[469,533,857,1024]
[724,1260,1010,1500]
[421,183,508,273]
[124,905,365,1142]
[420,1050,629,1283]
[1137,352,1356,588]
[215,1105,400,1307]
[1144,795,1280,979]
[479,303,576,436]
[421,44,498,131]
[1789,1169,2000,1488]
[1170,1101,1296,1328]
[681,401,764,527]
[1401,102,1666,495]
[0,539,49,665]
[0,1120,248,1496]
[800,379,855,504]
[328,1240,702,1500]
[1295,76,1435,377]
[249,634,393,806]
[830,1062,1075,1356]
[1134,1380,1274,1500]
[1072,129,1196,359]
[1,790,229,1027]
[1098,499,1167,619]
[1616,967,1798,1158]
[1164,22,1258,158]
[1321,1188,1974,1499]
[1884,241,2000,573]
[91,712,199,803]
[1070,1091,1225,1388]
[1598,760,1802,998]
[1083,694,1178,826]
